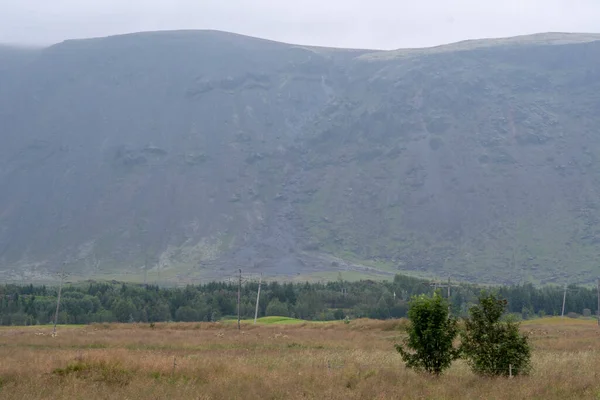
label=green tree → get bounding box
[266,298,289,317]
[175,306,199,322]
[147,301,172,322]
[293,292,320,319]
[113,299,136,323]
[396,292,459,375]
[461,293,531,376]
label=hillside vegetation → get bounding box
[2,31,600,284]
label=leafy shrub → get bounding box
[583,309,592,317]
[333,309,345,320]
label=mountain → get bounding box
[2,30,600,285]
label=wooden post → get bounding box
[237,269,242,330]
[254,274,262,324]
[509,364,513,378]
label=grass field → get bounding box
[0,317,598,399]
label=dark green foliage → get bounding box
[0,276,597,326]
[175,306,199,322]
[396,292,459,375]
[113,299,136,323]
[461,293,532,377]
[265,298,289,317]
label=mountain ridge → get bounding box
[7,30,600,60]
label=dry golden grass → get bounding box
[0,318,598,399]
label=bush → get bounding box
[333,309,345,320]
[582,308,591,317]
[461,293,531,377]
[395,292,459,375]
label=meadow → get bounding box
[0,317,598,399]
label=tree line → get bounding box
[0,274,598,326]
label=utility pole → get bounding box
[254,274,262,324]
[597,278,599,327]
[561,284,567,318]
[429,278,458,315]
[429,278,458,298]
[560,283,580,318]
[52,267,67,337]
[237,269,242,330]
[144,254,148,285]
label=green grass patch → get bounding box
[521,317,598,326]
[223,316,332,325]
[246,316,307,325]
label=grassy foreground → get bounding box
[0,318,598,399]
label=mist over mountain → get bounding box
[2,30,600,285]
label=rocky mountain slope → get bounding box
[1,31,600,284]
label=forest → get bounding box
[0,274,598,326]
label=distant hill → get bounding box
[1,30,600,285]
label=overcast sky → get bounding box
[1,0,599,49]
